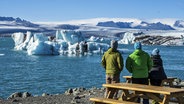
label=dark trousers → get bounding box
[150,79,162,86]
[132,78,149,104]
[150,79,162,104]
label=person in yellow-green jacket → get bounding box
[126,42,152,104]
[101,40,124,99]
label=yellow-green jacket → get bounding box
[126,49,152,78]
[101,48,124,74]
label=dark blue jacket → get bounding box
[149,55,167,80]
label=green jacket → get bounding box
[126,49,152,78]
[101,48,124,74]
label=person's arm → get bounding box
[160,58,163,66]
[117,53,124,71]
[126,56,132,73]
[101,54,106,69]
[147,55,153,71]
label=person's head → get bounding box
[111,40,118,50]
[134,42,142,50]
[152,48,160,55]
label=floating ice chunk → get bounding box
[12,32,25,50]
[118,32,135,44]
[0,53,5,56]
[27,40,57,55]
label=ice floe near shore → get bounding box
[12,30,110,55]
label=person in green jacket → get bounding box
[101,40,124,99]
[126,42,152,104]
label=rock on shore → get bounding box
[0,87,105,104]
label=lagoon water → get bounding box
[0,37,184,99]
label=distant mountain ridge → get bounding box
[1,16,184,36]
[0,16,84,35]
[174,20,184,28]
[97,21,175,30]
[0,16,39,27]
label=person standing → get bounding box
[81,41,88,55]
[126,42,152,104]
[149,48,167,86]
[83,41,88,53]
[101,40,124,99]
[75,42,80,55]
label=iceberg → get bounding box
[118,32,136,44]
[12,32,25,50]
[12,30,110,55]
[118,31,146,45]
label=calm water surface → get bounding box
[0,37,184,98]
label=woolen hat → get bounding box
[111,40,118,49]
[134,42,142,49]
[152,48,160,55]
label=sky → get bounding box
[0,0,184,22]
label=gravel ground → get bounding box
[0,87,179,104]
[0,87,104,104]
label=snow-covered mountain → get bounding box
[1,16,184,30]
[174,20,184,28]
[0,16,83,35]
[0,16,184,37]
[0,16,39,27]
[97,21,175,30]
[0,16,43,35]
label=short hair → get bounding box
[111,40,118,49]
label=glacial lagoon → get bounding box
[0,37,184,99]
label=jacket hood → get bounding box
[107,48,118,54]
[133,49,144,55]
[151,55,161,58]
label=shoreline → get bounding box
[1,79,184,104]
[0,87,104,104]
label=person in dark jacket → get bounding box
[149,48,167,104]
[149,48,167,86]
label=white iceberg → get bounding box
[12,30,110,55]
